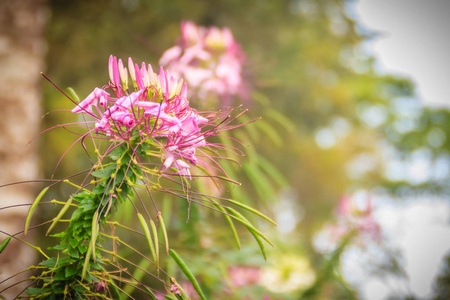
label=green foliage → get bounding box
[0,236,11,254]
[24,0,449,299]
[169,249,207,300]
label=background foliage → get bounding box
[34,0,450,299]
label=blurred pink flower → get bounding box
[337,195,381,242]
[160,21,250,108]
[227,265,261,288]
[324,195,382,247]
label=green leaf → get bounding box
[25,187,48,235]
[67,87,80,102]
[49,231,65,238]
[40,257,58,268]
[226,208,268,260]
[68,247,80,259]
[115,169,125,184]
[225,207,274,247]
[54,268,68,281]
[257,155,289,188]
[48,244,66,251]
[250,228,267,260]
[255,119,283,147]
[69,238,79,249]
[91,165,116,178]
[243,163,277,204]
[225,198,277,226]
[46,197,73,236]
[0,236,11,254]
[137,213,157,270]
[91,210,99,262]
[65,264,78,278]
[78,244,88,254]
[92,184,106,195]
[169,249,207,300]
[196,165,220,190]
[81,241,92,280]
[211,202,240,250]
[108,146,126,160]
[150,219,159,272]
[122,257,156,298]
[265,108,296,133]
[158,213,169,255]
[239,114,261,142]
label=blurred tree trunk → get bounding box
[0,0,48,298]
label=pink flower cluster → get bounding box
[160,21,250,108]
[227,265,261,288]
[71,55,215,179]
[331,195,381,244]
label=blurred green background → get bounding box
[29,0,450,299]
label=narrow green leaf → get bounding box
[169,249,207,300]
[215,175,241,186]
[257,155,289,188]
[218,135,239,161]
[256,119,283,147]
[250,229,267,260]
[265,108,296,133]
[235,131,257,165]
[158,213,169,255]
[212,202,240,250]
[137,213,156,269]
[239,114,261,142]
[243,163,277,204]
[123,257,152,296]
[0,236,12,254]
[150,219,159,272]
[46,197,73,236]
[91,211,99,262]
[81,241,92,280]
[25,187,48,235]
[225,199,277,226]
[225,208,269,260]
[67,87,80,102]
[108,278,123,300]
[196,165,220,190]
[252,90,270,106]
[226,207,274,247]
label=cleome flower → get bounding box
[160,21,250,108]
[314,194,382,253]
[71,55,235,180]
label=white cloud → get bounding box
[355,1,450,107]
[352,198,450,299]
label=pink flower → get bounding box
[228,265,261,288]
[322,195,382,247]
[170,284,182,296]
[71,55,240,181]
[337,195,381,241]
[160,21,250,108]
[72,88,109,114]
[110,111,135,127]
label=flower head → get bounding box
[336,195,381,242]
[71,55,234,180]
[160,21,250,109]
[314,195,382,253]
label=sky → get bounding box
[354,0,450,108]
[347,1,450,299]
